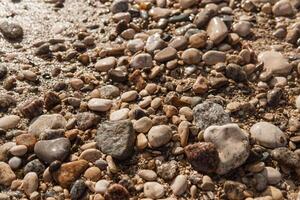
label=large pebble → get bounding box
[104,184,130,200]
[148,125,172,148]
[272,0,294,16]
[9,145,27,157]
[133,117,152,133]
[233,21,251,37]
[204,124,250,175]
[271,147,300,168]
[138,169,157,181]
[0,162,16,186]
[22,172,38,195]
[95,57,117,72]
[179,0,196,9]
[154,47,177,62]
[171,175,188,196]
[95,180,110,194]
[144,182,165,199]
[130,53,153,69]
[98,85,120,99]
[203,50,226,65]
[70,179,86,200]
[182,48,202,64]
[0,115,20,130]
[261,167,282,185]
[88,98,112,112]
[111,0,128,14]
[110,108,129,121]
[250,122,287,149]
[0,21,23,40]
[207,17,228,44]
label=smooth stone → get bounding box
[179,0,196,9]
[133,117,153,133]
[95,57,117,72]
[154,47,177,62]
[204,124,250,175]
[76,112,100,131]
[233,21,252,37]
[182,48,202,64]
[104,184,130,200]
[203,50,226,65]
[9,145,27,157]
[261,167,282,185]
[24,159,45,175]
[0,162,16,186]
[144,182,165,199]
[23,172,38,195]
[262,186,283,200]
[296,95,300,110]
[258,51,292,76]
[111,0,128,14]
[110,108,129,121]
[15,134,36,151]
[272,0,294,16]
[130,53,153,69]
[34,138,71,164]
[98,85,120,99]
[79,149,102,163]
[0,115,20,130]
[121,90,138,102]
[171,175,188,196]
[207,17,228,44]
[250,122,287,149]
[127,39,144,53]
[189,31,207,49]
[88,98,113,112]
[145,33,167,53]
[0,21,23,40]
[149,7,171,20]
[95,180,110,194]
[28,114,66,137]
[148,125,172,148]
[8,157,22,170]
[169,36,188,50]
[138,169,157,181]
[70,179,86,200]
[0,142,16,161]
[271,147,300,168]
[95,120,136,160]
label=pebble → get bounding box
[149,7,171,20]
[95,57,117,72]
[224,181,246,200]
[0,162,16,186]
[130,53,153,69]
[0,115,20,130]
[262,186,283,200]
[154,47,177,62]
[8,156,22,170]
[88,98,113,112]
[0,65,8,79]
[127,39,144,53]
[271,147,300,168]
[138,169,157,181]
[189,31,206,48]
[233,21,252,37]
[84,167,101,181]
[250,122,287,149]
[76,112,100,131]
[207,17,228,44]
[261,167,282,185]
[70,179,86,200]
[19,98,44,119]
[133,117,153,133]
[104,184,130,200]
[28,114,66,137]
[110,108,129,121]
[295,95,300,110]
[181,48,202,64]
[201,175,215,191]
[95,120,136,160]
[24,159,45,175]
[145,33,166,53]
[272,0,294,16]
[204,124,250,175]
[9,145,27,157]
[169,36,188,50]
[95,180,110,194]
[136,133,148,150]
[148,125,172,148]
[79,149,102,163]
[179,0,196,9]
[193,101,231,130]
[157,161,178,180]
[22,172,39,195]
[0,21,23,40]
[202,50,226,65]
[171,175,188,196]
[121,90,138,102]
[34,138,71,164]
[144,182,165,199]
[111,0,128,14]
[98,85,120,99]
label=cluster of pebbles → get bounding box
[0,0,300,199]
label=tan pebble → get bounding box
[136,133,148,150]
[106,155,119,173]
[84,167,102,181]
[178,121,190,147]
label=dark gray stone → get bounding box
[271,147,300,168]
[70,179,86,200]
[76,112,100,131]
[0,21,23,40]
[24,159,45,175]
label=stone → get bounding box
[193,9,213,28]
[9,145,27,157]
[225,64,247,82]
[157,161,178,180]
[16,134,37,150]
[95,57,117,72]
[95,120,136,160]
[127,39,144,53]
[22,172,38,195]
[169,36,188,50]
[189,32,207,48]
[136,133,148,150]
[148,125,172,148]
[133,117,152,133]
[261,167,282,185]
[44,92,61,110]
[179,0,196,9]
[88,98,113,112]
[250,122,287,149]
[144,182,165,199]
[76,112,100,131]
[8,157,22,170]
[79,149,102,163]
[154,47,177,62]
[138,169,157,181]
[184,142,219,173]
[34,138,71,164]
[0,162,16,186]
[267,88,283,106]
[70,179,86,200]
[193,101,231,130]
[84,167,101,181]
[171,175,188,196]
[19,98,44,119]
[0,115,20,130]
[271,147,300,168]
[204,124,250,175]
[296,95,300,110]
[104,184,130,200]
[28,114,66,137]
[262,186,283,200]
[98,85,120,99]
[203,50,226,65]
[149,7,171,20]
[52,160,89,188]
[130,53,153,69]
[272,0,294,16]
[201,175,215,191]
[233,21,251,37]
[121,90,138,102]
[0,21,23,40]
[258,51,292,76]
[110,108,129,121]
[95,180,110,194]
[111,0,128,14]
[145,33,167,53]
[207,17,228,44]
[0,65,8,79]
[0,94,16,112]
[70,78,84,90]
[181,48,202,65]
[24,159,45,175]
[224,181,246,200]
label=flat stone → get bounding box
[133,117,153,133]
[121,90,138,102]
[127,39,144,53]
[95,57,117,72]
[154,47,177,62]
[0,162,16,186]
[28,114,66,137]
[171,175,188,196]
[258,51,292,76]
[272,0,294,16]
[148,125,172,148]
[88,98,113,112]
[0,115,20,130]
[250,122,287,149]
[204,124,250,175]
[182,48,202,64]
[9,145,27,157]
[207,17,228,44]
[189,31,207,48]
[203,50,226,65]
[16,134,37,150]
[95,120,136,160]
[144,182,165,199]
[130,53,153,69]
[169,36,188,50]
[79,149,102,163]
[34,138,71,164]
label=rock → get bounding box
[111,0,128,14]
[204,124,250,175]
[24,159,45,175]
[127,39,144,53]
[189,32,206,48]
[148,125,172,148]
[28,114,66,137]
[88,98,113,112]
[0,115,20,130]
[70,179,86,200]
[250,122,287,149]
[98,85,120,99]
[296,95,300,110]
[16,134,37,150]
[79,149,102,163]
[193,101,231,130]
[225,64,247,82]
[171,175,188,196]
[207,17,228,44]
[203,50,226,65]
[267,88,283,107]
[271,147,300,168]
[84,166,101,181]
[95,120,136,160]
[52,160,89,188]
[261,167,282,185]
[110,108,129,121]
[44,91,61,110]
[201,175,215,191]
[8,156,22,170]
[262,186,283,200]
[0,94,16,112]
[95,180,110,194]
[149,7,171,20]
[157,161,178,180]
[22,172,38,195]
[0,65,8,79]
[179,0,196,9]
[34,138,71,164]
[9,145,27,156]
[76,112,100,131]
[233,21,252,37]
[130,53,153,69]
[138,169,157,181]
[193,75,209,94]
[121,90,138,102]
[0,21,23,40]
[154,47,177,62]
[144,182,165,199]
[258,51,292,76]
[104,184,130,200]
[184,142,219,173]
[272,0,294,16]
[0,162,16,186]
[19,98,44,119]
[224,181,246,200]
[193,9,213,28]
[181,48,202,64]
[95,57,117,72]
[169,36,188,50]
[133,117,152,133]
[145,33,167,53]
